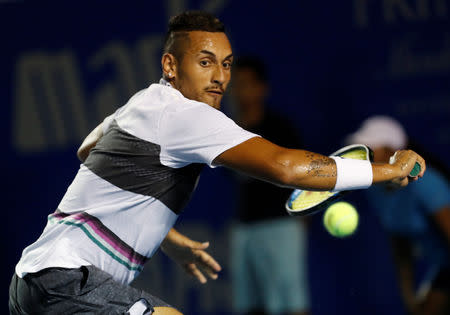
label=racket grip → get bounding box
[409,162,421,177]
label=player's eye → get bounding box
[223,61,232,69]
[200,60,211,67]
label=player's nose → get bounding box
[211,65,227,86]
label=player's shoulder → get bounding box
[119,82,190,115]
[148,82,181,101]
[125,81,232,127]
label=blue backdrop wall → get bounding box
[2,1,449,314]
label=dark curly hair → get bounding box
[163,11,226,60]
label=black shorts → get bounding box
[9,265,173,314]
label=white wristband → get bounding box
[330,156,373,192]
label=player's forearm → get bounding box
[371,163,399,183]
[216,142,337,190]
[275,150,403,190]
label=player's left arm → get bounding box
[160,228,222,284]
[77,123,104,162]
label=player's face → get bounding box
[173,31,233,109]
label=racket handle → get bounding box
[409,162,421,177]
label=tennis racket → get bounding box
[285,144,421,216]
[285,144,373,216]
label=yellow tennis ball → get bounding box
[323,201,359,238]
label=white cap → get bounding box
[346,116,407,150]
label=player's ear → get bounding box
[162,53,177,81]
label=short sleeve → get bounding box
[413,167,450,214]
[159,101,258,168]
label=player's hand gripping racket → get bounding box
[285,144,421,216]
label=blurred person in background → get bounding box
[346,116,450,315]
[229,56,310,315]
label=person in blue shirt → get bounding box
[347,116,450,315]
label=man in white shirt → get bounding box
[9,11,426,315]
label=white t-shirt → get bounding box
[15,79,258,284]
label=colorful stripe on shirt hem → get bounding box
[48,210,147,271]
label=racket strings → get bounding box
[290,191,336,210]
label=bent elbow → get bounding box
[276,171,295,188]
[271,151,300,188]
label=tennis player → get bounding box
[9,11,426,315]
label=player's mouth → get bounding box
[206,90,223,96]
[205,86,224,95]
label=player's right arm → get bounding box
[213,137,425,192]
